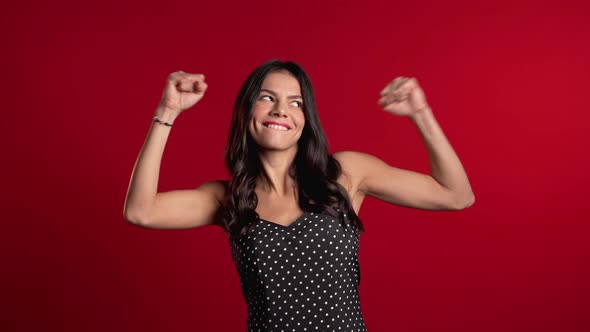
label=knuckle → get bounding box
[168,71,182,80]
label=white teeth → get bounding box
[266,124,288,131]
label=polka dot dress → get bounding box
[230,211,367,332]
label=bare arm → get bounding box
[334,76,474,211]
[409,106,474,208]
[123,71,225,229]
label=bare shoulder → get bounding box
[332,150,377,176]
[333,150,375,167]
[198,179,229,202]
[332,150,393,193]
[332,150,373,192]
[332,151,377,213]
[196,179,229,228]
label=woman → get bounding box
[124,60,474,331]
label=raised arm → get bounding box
[123,71,226,229]
[334,77,474,211]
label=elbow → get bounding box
[450,192,475,210]
[123,198,154,226]
[463,193,476,209]
[123,208,151,226]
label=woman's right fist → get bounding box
[159,71,208,114]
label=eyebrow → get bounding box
[259,88,303,100]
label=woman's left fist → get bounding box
[378,77,429,116]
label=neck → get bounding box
[256,147,298,196]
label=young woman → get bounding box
[123,60,474,331]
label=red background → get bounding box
[2,0,589,331]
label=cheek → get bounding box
[250,104,265,119]
[252,102,268,114]
[247,118,257,136]
[250,106,266,123]
[296,112,306,127]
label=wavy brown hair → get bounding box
[222,60,365,239]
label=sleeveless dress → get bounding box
[230,210,367,332]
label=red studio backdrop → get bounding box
[2,0,589,331]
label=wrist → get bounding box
[154,106,180,124]
[410,105,432,122]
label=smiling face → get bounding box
[248,70,306,151]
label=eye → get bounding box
[290,100,303,108]
[259,95,273,101]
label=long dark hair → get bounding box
[223,60,365,239]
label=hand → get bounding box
[378,77,429,117]
[158,71,208,115]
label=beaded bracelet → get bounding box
[153,115,173,127]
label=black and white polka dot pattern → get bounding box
[230,211,367,332]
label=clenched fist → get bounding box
[378,77,429,117]
[159,71,208,114]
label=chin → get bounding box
[255,141,298,152]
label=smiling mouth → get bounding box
[264,123,290,131]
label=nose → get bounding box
[271,103,287,117]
